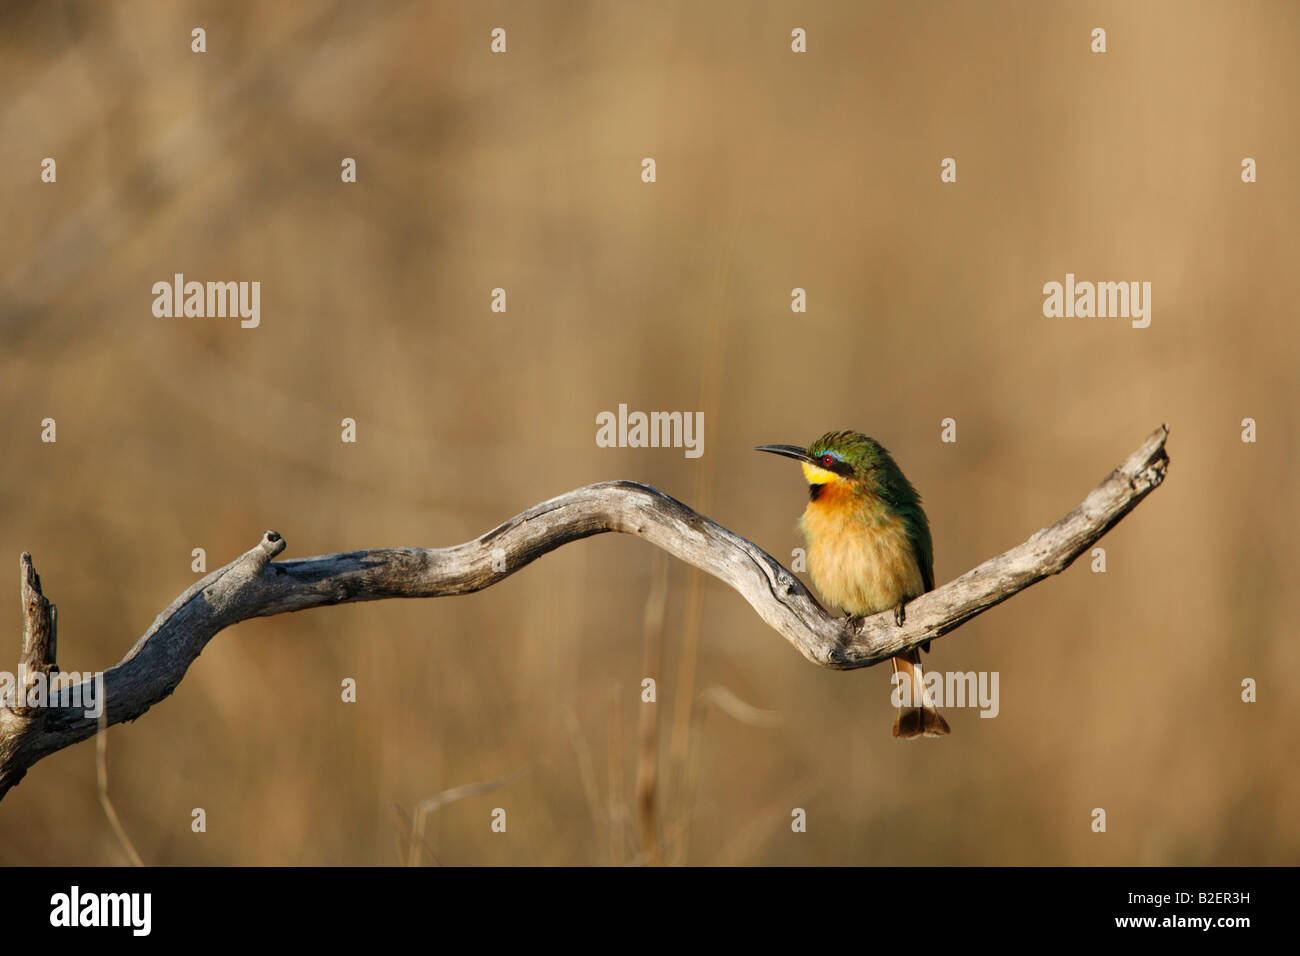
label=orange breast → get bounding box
[799,482,925,616]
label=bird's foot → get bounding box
[893,602,906,626]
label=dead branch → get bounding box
[0,425,1170,800]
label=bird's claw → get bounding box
[893,603,906,626]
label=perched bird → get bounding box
[757,430,950,738]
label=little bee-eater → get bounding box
[757,431,951,738]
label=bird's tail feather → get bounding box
[891,648,951,738]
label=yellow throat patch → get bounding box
[800,461,841,485]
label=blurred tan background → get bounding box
[1,0,1296,865]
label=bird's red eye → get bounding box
[822,454,834,466]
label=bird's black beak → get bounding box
[755,444,817,465]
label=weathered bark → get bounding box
[0,425,1170,800]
